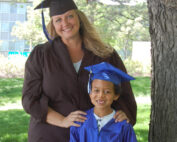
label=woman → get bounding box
[22,0,137,141]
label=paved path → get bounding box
[0,96,151,111]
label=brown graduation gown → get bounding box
[22,37,137,142]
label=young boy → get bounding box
[70,62,137,142]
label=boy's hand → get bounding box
[114,110,130,123]
[61,111,87,128]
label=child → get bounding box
[70,62,137,142]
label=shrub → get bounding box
[0,55,26,78]
[124,58,151,77]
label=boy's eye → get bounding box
[92,89,99,93]
[104,90,111,94]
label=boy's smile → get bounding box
[90,79,119,117]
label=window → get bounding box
[17,14,25,22]
[10,14,17,21]
[15,41,25,51]
[0,41,9,51]
[9,22,15,31]
[17,4,26,14]
[0,13,9,21]
[9,41,16,51]
[10,3,17,14]
[1,32,9,40]
[1,23,9,32]
[0,2,10,13]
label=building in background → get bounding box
[0,0,32,56]
[132,41,151,76]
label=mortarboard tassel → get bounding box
[87,69,92,94]
[41,3,53,43]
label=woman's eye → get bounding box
[56,18,61,23]
[68,14,74,19]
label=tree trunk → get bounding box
[148,0,177,142]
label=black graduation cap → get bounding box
[34,0,77,17]
[34,0,77,42]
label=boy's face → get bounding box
[90,79,119,110]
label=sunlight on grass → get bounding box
[134,104,150,142]
[0,109,29,142]
[0,77,151,141]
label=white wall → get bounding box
[132,41,151,66]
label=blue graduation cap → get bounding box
[84,62,135,93]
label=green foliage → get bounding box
[124,58,151,76]
[12,0,149,58]
[11,0,48,48]
[75,0,150,59]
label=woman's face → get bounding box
[52,10,80,41]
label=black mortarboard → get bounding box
[34,0,77,42]
[34,0,77,17]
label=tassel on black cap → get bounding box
[34,0,78,42]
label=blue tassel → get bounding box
[41,2,53,43]
[41,10,53,43]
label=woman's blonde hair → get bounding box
[47,10,114,58]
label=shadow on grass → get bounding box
[135,129,149,142]
[0,78,23,106]
[131,77,151,97]
[0,109,29,142]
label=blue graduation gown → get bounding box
[70,108,137,142]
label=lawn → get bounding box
[0,77,151,142]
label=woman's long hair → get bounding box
[47,10,114,58]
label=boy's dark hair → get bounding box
[114,84,121,95]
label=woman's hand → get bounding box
[61,110,87,128]
[113,110,130,123]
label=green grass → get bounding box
[131,77,151,97]
[134,104,150,142]
[0,77,151,142]
[0,110,29,142]
[0,78,23,106]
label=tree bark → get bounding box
[148,0,177,142]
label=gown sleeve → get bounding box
[108,50,137,125]
[22,45,49,122]
[70,126,79,142]
[123,123,137,142]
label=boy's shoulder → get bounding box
[70,108,94,131]
[109,120,134,133]
[113,120,133,128]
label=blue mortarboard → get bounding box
[84,62,135,93]
[34,0,78,42]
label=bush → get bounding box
[0,55,26,78]
[124,58,151,77]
